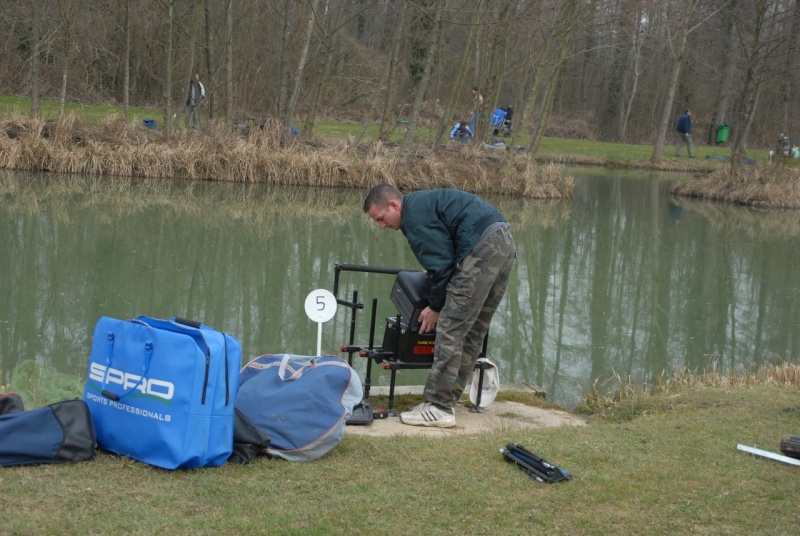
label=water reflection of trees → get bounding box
[507,177,800,404]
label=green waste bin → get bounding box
[716,124,730,144]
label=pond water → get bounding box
[2,170,799,408]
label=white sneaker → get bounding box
[399,402,456,428]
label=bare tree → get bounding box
[225,0,233,121]
[3,0,799,152]
[30,0,41,118]
[124,0,131,120]
[480,0,520,141]
[285,0,321,128]
[302,0,342,138]
[651,1,730,163]
[399,0,446,168]
[277,0,293,122]
[729,0,783,167]
[55,0,79,117]
[527,0,584,155]
[615,0,648,141]
[378,0,408,141]
[509,4,561,155]
[356,0,408,145]
[708,0,741,145]
[204,0,214,120]
[162,0,174,140]
[782,0,800,131]
[434,1,482,146]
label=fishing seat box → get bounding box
[381,271,436,364]
[390,271,430,328]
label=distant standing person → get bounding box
[470,86,484,134]
[675,108,695,158]
[184,74,206,129]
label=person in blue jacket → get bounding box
[675,108,695,158]
[363,184,516,428]
[449,120,474,142]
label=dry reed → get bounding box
[673,162,800,208]
[0,114,573,198]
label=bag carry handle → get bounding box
[101,332,154,401]
[174,317,202,329]
[278,354,317,382]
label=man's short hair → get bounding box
[363,184,402,213]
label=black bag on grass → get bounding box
[0,398,96,467]
[0,393,25,415]
[227,408,271,464]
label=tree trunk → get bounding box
[355,0,408,146]
[378,0,408,141]
[620,9,644,142]
[225,0,233,121]
[709,0,740,145]
[509,10,558,154]
[650,22,689,163]
[124,0,131,120]
[286,0,320,128]
[434,1,482,146]
[730,0,775,169]
[651,1,729,162]
[783,0,800,131]
[204,0,214,120]
[399,0,445,169]
[162,0,174,140]
[56,0,76,119]
[30,0,41,118]
[182,0,203,127]
[302,0,339,138]
[277,0,293,121]
[478,0,516,142]
[529,0,579,154]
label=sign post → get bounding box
[304,289,337,356]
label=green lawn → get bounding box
[0,94,159,126]
[1,383,798,535]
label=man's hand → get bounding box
[418,306,439,334]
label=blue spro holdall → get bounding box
[83,316,241,469]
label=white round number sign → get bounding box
[304,289,337,323]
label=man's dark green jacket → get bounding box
[399,189,506,311]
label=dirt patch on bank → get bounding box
[345,386,586,438]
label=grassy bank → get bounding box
[1,365,799,535]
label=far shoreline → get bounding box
[2,113,798,207]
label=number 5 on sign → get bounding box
[304,289,337,356]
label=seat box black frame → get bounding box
[381,316,435,364]
[332,263,491,414]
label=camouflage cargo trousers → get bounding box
[424,226,516,409]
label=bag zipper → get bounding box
[201,353,210,404]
